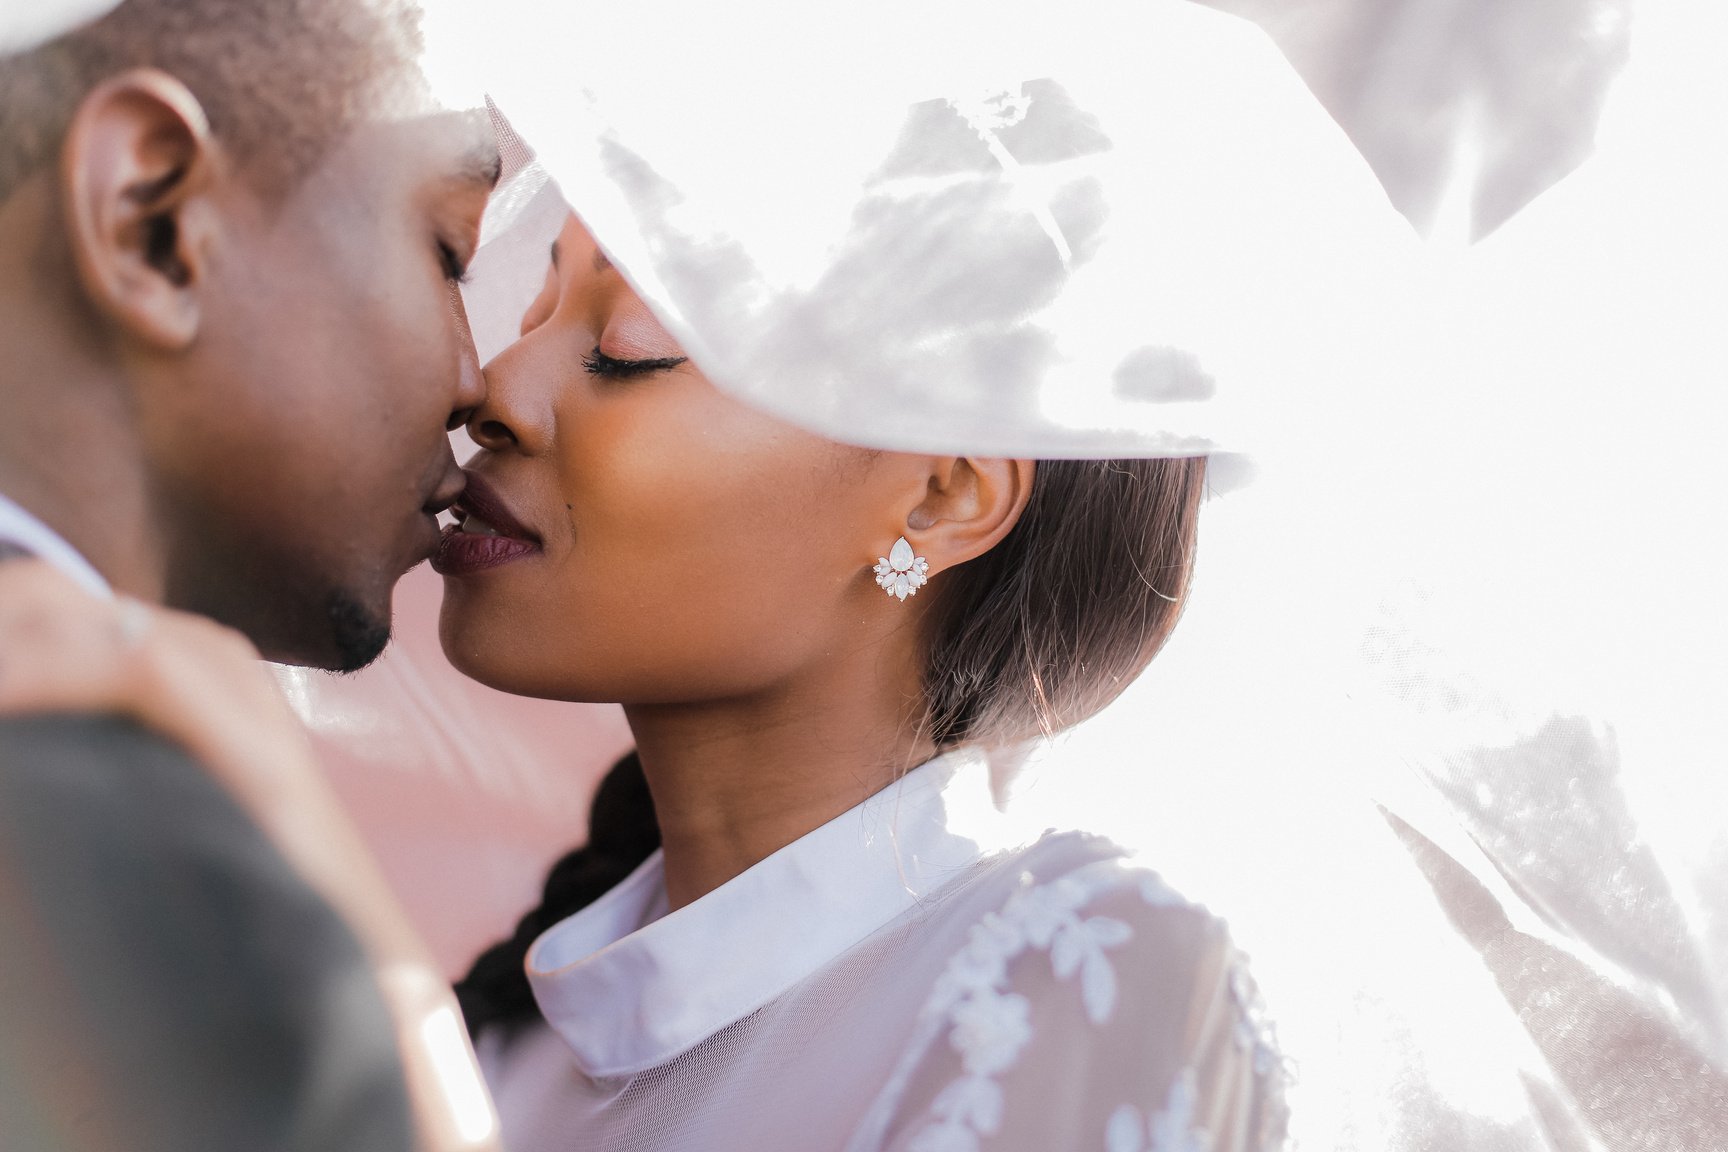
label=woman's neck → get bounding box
[624,647,936,912]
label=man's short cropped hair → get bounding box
[0,0,425,204]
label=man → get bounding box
[0,0,499,1147]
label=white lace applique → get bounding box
[1105,1071,1211,1152]
[906,861,1144,1152]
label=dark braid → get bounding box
[455,752,658,1039]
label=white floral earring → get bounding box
[874,536,930,601]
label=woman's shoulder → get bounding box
[950,828,1279,1063]
[856,830,1288,1152]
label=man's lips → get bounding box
[425,468,467,520]
[431,471,542,575]
[404,467,468,567]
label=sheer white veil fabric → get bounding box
[18,0,1724,1146]
[408,0,1728,1147]
[0,0,121,55]
[424,0,1417,488]
[15,0,1714,1146]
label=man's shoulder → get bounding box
[0,711,416,1152]
[0,709,175,745]
[0,711,267,864]
[0,710,205,783]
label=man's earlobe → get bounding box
[60,69,218,349]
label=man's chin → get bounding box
[249,589,392,673]
[168,551,396,672]
[322,588,393,673]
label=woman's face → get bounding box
[435,214,915,703]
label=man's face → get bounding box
[154,106,496,670]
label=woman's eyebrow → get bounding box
[550,240,561,269]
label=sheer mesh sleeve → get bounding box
[874,862,1286,1152]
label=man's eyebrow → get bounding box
[457,137,504,189]
[427,108,503,189]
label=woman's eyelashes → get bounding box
[581,347,689,379]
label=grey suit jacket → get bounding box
[0,711,415,1149]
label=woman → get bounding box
[426,211,1283,1150]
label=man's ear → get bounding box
[60,68,220,349]
[902,456,1036,574]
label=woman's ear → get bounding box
[60,68,220,350]
[904,456,1036,573]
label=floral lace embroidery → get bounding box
[1106,1071,1210,1152]
[906,861,1147,1152]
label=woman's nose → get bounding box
[466,388,517,451]
[465,333,559,454]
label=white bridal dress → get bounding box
[479,750,1283,1152]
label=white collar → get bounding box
[526,748,1028,1079]
[0,490,111,598]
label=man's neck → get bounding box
[0,179,171,601]
[0,490,113,595]
[0,344,169,604]
[0,456,165,602]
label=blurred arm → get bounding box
[0,713,416,1152]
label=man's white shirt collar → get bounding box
[0,490,112,598]
[525,748,1032,1079]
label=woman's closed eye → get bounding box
[582,347,689,379]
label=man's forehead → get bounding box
[357,106,500,187]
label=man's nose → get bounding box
[446,283,487,431]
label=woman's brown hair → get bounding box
[925,455,1206,747]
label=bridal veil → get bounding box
[15,0,1724,1146]
[422,2,1728,1146]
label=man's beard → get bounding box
[325,589,392,674]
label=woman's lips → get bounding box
[432,527,539,574]
[431,472,543,576]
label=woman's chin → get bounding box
[440,641,558,699]
[436,594,512,688]
[435,608,591,701]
